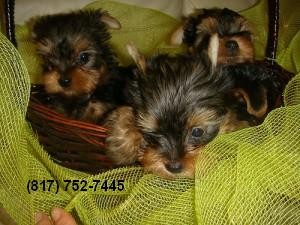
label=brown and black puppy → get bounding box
[171,8,254,68]
[223,62,282,122]
[31,10,129,123]
[104,45,275,179]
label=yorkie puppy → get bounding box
[104,45,273,179]
[171,8,254,68]
[31,10,128,123]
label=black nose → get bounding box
[225,40,239,51]
[59,78,71,87]
[165,161,182,173]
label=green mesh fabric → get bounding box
[1,0,300,224]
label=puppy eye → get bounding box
[77,52,90,65]
[191,127,204,138]
[225,40,239,51]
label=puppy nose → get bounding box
[225,40,239,51]
[165,161,182,173]
[59,78,71,87]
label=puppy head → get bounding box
[127,49,235,178]
[138,107,226,179]
[171,8,254,66]
[32,10,121,98]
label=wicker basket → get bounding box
[28,86,113,173]
[2,0,295,174]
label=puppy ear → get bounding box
[232,88,268,119]
[100,13,121,30]
[170,24,184,45]
[207,33,219,72]
[126,43,146,74]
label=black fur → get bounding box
[33,10,118,73]
[128,55,279,160]
[223,62,281,115]
[32,10,132,122]
[183,8,252,50]
[128,54,234,158]
[43,66,133,120]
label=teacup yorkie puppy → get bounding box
[171,8,254,68]
[31,10,128,123]
[104,45,274,179]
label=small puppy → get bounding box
[171,8,254,68]
[31,10,127,123]
[105,45,272,179]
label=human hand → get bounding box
[35,208,77,225]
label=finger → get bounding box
[51,208,77,225]
[35,212,53,225]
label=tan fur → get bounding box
[46,67,106,98]
[187,108,222,129]
[194,17,218,47]
[73,37,91,55]
[80,101,112,123]
[126,43,146,73]
[100,13,121,29]
[139,147,201,179]
[139,148,172,178]
[106,105,257,178]
[170,25,184,45]
[137,113,158,131]
[140,108,254,179]
[207,34,219,70]
[104,106,143,165]
[233,88,268,118]
[218,110,251,134]
[35,38,54,56]
[236,17,252,33]
[69,68,99,96]
[190,12,254,65]
[43,71,64,94]
[179,149,199,178]
[36,35,108,98]
[196,17,218,34]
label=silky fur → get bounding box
[222,62,281,119]
[104,106,143,166]
[176,8,254,65]
[106,54,277,178]
[130,55,234,178]
[32,10,128,122]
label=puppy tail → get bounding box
[207,33,219,72]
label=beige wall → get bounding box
[15,0,257,24]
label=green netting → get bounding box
[0,0,300,224]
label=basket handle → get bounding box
[1,0,17,47]
[265,0,279,64]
